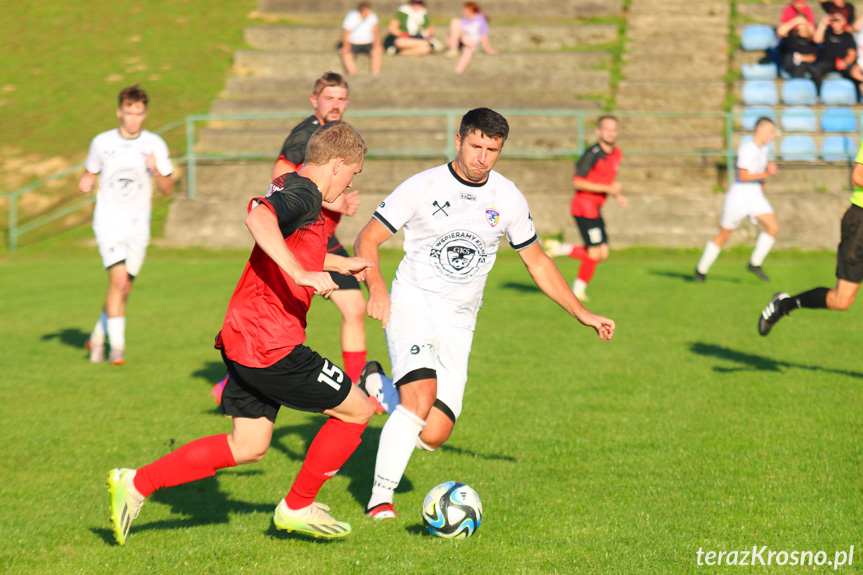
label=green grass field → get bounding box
[2,246,861,574]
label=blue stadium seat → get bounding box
[821,136,858,162]
[741,25,779,51]
[780,135,818,161]
[781,106,817,132]
[742,107,777,131]
[821,107,858,133]
[821,79,858,105]
[742,62,778,80]
[781,78,817,105]
[742,80,779,106]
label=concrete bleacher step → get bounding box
[616,80,727,111]
[736,2,783,25]
[232,50,610,78]
[222,63,610,96]
[256,0,622,18]
[244,24,618,52]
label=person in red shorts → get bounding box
[544,115,627,301]
[107,121,374,545]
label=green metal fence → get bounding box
[9,108,860,252]
[1,119,186,252]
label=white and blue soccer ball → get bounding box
[421,481,482,539]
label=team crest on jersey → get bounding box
[485,207,500,227]
[429,229,488,283]
[106,168,143,200]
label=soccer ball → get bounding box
[421,481,482,539]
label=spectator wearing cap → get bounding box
[812,11,861,94]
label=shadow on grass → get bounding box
[92,472,273,545]
[649,270,742,284]
[690,342,863,379]
[192,360,228,386]
[499,282,541,293]
[41,327,89,350]
[437,443,517,462]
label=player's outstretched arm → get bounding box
[245,203,338,297]
[354,218,393,328]
[324,253,373,282]
[517,242,615,341]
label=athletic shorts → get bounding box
[575,216,608,247]
[219,346,351,423]
[720,183,773,230]
[836,204,863,283]
[95,233,149,277]
[350,43,373,54]
[326,237,361,290]
[385,283,476,422]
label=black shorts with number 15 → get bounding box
[219,345,351,423]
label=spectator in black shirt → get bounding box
[812,12,861,93]
[778,15,819,76]
[821,0,855,26]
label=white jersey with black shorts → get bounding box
[373,162,537,420]
[721,139,774,230]
[85,128,173,275]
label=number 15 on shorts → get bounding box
[317,360,345,391]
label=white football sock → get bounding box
[696,241,722,274]
[91,311,108,344]
[556,242,574,257]
[367,405,425,509]
[107,316,126,349]
[750,232,775,267]
[573,278,588,295]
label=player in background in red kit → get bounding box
[544,115,626,301]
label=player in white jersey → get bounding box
[354,108,616,519]
[79,85,174,365]
[695,117,780,283]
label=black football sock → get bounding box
[782,287,829,313]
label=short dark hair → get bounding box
[459,108,509,143]
[118,84,148,108]
[755,116,775,130]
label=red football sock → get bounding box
[569,246,588,260]
[577,257,599,284]
[133,434,236,498]
[285,418,366,510]
[342,350,367,383]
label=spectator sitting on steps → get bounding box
[383,0,440,56]
[340,2,384,76]
[778,15,819,77]
[812,12,861,95]
[444,2,498,74]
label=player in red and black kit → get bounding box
[544,115,627,301]
[271,72,370,387]
[107,122,375,545]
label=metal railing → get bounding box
[9,108,861,251]
[2,119,186,252]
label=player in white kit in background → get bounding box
[79,85,174,365]
[695,117,780,283]
[354,108,616,519]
